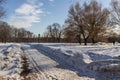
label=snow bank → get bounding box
[0,44,23,79]
[34,44,93,74]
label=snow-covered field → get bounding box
[0,43,120,80]
[31,43,120,80]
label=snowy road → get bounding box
[21,44,92,80]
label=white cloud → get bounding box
[15,4,43,16]
[16,4,35,15]
[9,0,43,28]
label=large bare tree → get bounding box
[83,1,109,43]
[65,0,109,45]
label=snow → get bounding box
[22,44,86,80]
[0,42,120,80]
[0,43,23,79]
[32,43,120,79]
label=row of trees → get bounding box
[43,0,120,45]
[0,22,38,42]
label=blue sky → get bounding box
[3,0,111,35]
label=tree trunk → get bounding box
[92,38,95,44]
[84,38,87,45]
[78,36,81,45]
[78,40,81,45]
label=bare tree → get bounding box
[83,1,109,43]
[46,23,63,42]
[65,2,87,44]
[66,0,109,45]
[0,22,11,42]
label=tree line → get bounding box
[0,22,39,42]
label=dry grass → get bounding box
[0,76,16,80]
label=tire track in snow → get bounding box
[21,46,59,80]
[22,49,47,80]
